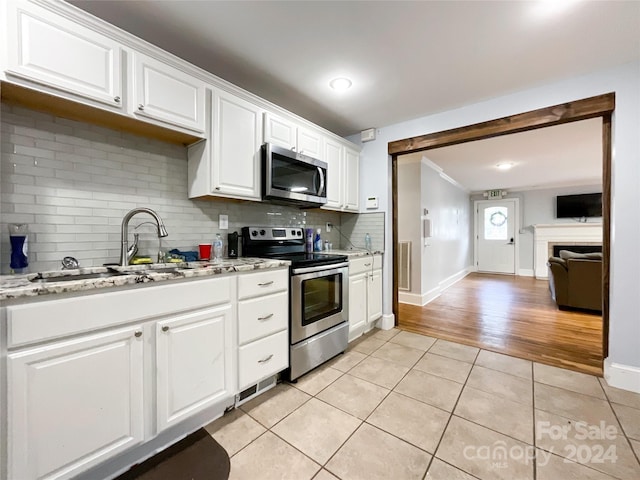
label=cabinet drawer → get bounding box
[238,330,288,389]
[349,255,382,276]
[237,269,288,300]
[238,291,288,345]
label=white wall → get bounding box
[349,61,640,374]
[471,184,602,272]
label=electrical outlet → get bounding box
[219,214,228,230]
[326,222,332,233]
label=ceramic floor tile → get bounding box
[536,450,622,480]
[454,385,533,444]
[428,339,479,364]
[204,408,266,456]
[394,369,463,412]
[414,352,473,384]
[367,391,449,453]
[349,355,410,389]
[612,402,640,440]
[351,336,386,355]
[326,350,367,373]
[313,469,339,480]
[389,330,437,351]
[437,415,534,480]
[599,377,640,409]
[475,350,532,380]
[317,373,389,420]
[467,365,533,405]
[371,327,401,341]
[326,423,431,480]
[425,458,478,480]
[271,398,361,464]
[534,363,605,399]
[371,341,425,368]
[535,409,640,479]
[293,366,343,396]
[229,431,319,480]
[534,382,618,426]
[630,438,640,457]
[241,383,311,428]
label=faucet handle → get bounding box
[61,256,79,270]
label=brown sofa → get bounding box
[547,250,602,312]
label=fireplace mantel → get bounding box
[533,223,603,279]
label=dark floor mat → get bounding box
[116,428,230,480]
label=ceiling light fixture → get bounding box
[496,162,514,171]
[329,77,352,92]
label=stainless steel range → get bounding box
[242,227,349,380]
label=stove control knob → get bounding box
[260,229,266,236]
[291,230,296,236]
[251,230,258,237]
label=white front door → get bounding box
[476,199,517,274]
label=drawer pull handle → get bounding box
[162,325,170,332]
[134,330,143,338]
[258,313,274,321]
[114,96,121,103]
[258,281,274,286]
[258,354,274,364]
[364,263,371,267]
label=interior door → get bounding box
[476,199,517,274]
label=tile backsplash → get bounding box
[339,212,385,252]
[1,103,344,273]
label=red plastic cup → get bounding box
[198,243,212,260]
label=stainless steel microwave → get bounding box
[262,143,327,207]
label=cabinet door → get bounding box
[133,52,205,133]
[211,89,263,199]
[344,147,360,212]
[156,304,233,432]
[348,273,368,342]
[322,138,344,210]
[367,269,383,326]
[8,326,144,480]
[297,127,323,159]
[264,112,296,150]
[6,1,123,108]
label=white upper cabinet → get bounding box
[323,138,344,210]
[263,112,323,158]
[5,0,123,108]
[344,147,360,212]
[211,89,263,199]
[132,52,206,133]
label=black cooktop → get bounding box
[270,252,348,268]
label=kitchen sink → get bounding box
[30,271,130,283]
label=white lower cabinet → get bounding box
[156,304,233,432]
[348,255,383,341]
[7,326,144,480]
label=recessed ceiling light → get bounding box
[496,162,514,170]
[329,77,352,91]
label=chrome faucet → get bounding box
[120,207,168,266]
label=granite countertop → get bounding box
[318,249,384,258]
[0,258,290,301]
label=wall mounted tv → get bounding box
[556,193,602,218]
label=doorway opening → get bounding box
[389,93,614,370]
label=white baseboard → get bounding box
[604,358,640,394]
[467,265,478,273]
[399,268,469,307]
[518,269,534,277]
[377,313,395,330]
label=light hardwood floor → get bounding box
[397,273,603,375]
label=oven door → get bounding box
[290,262,348,345]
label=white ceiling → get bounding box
[69,0,640,137]
[400,117,603,193]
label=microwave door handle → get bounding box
[317,167,325,196]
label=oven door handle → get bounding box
[292,261,349,275]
